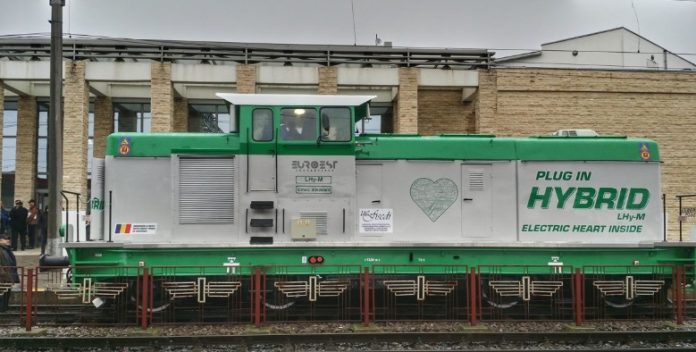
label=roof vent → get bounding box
[552,129,599,137]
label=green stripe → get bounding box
[106,133,659,161]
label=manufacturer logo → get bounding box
[292,160,338,172]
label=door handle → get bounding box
[463,198,473,201]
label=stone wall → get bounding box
[93,96,113,158]
[395,68,418,133]
[318,67,338,95]
[150,63,173,132]
[236,65,257,94]
[475,68,696,241]
[63,60,90,207]
[15,96,36,204]
[418,89,475,135]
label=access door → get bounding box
[461,164,493,239]
[248,108,277,191]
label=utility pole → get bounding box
[47,0,65,257]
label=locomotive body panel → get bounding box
[517,161,661,243]
[70,94,684,274]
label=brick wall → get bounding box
[15,96,36,204]
[236,65,257,93]
[173,97,188,132]
[150,63,173,132]
[93,96,113,158]
[63,60,90,208]
[318,67,338,94]
[475,69,497,134]
[476,68,696,241]
[418,89,475,135]
[395,68,418,133]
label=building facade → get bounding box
[1,35,695,241]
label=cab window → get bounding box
[320,107,351,142]
[252,109,273,142]
[280,108,317,141]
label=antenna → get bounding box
[350,0,357,45]
[631,0,641,53]
[375,34,382,46]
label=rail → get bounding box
[0,331,695,350]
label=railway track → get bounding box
[1,330,696,351]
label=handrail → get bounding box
[60,190,81,243]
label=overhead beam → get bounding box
[1,81,29,96]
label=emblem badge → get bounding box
[410,178,458,222]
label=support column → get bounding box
[63,60,89,209]
[15,96,37,203]
[150,62,173,132]
[475,69,497,134]
[173,97,188,132]
[395,68,418,133]
[236,64,257,94]
[318,67,338,95]
[93,96,113,158]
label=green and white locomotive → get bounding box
[66,93,693,273]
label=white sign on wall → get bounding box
[359,208,393,234]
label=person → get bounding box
[0,202,9,236]
[9,200,28,251]
[27,199,39,250]
[281,114,316,141]
[0,234,19,312]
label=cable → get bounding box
[631,0,641,53]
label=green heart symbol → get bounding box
[410,178,458,222]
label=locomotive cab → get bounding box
[219,93,376,244]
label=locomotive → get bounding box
[59,93,694,321]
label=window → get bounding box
[37,102,48,179]
[2,100,17,206]
[320,107,351,142]
[355,104,393,134]
[280,108,316,141]
[252,109,273,142]
[113,102,151,133]
[188,103,232,133]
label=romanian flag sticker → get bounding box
[114,223,158,235]
[114,224,132,234]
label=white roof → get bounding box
[216,93,376,107]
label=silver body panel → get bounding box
[98,155,662,246]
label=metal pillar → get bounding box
[48,0,65,256]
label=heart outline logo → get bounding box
[410,178,458,222]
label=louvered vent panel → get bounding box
[300,212,328,236]
[179,157,235,224]
[469,170,485,191]
[96,161,105,183]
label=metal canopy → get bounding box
[0,36,493,69]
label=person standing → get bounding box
[26,199,39,250]
[9,200,28,251]
[0,234,19,312]
[0,202,9,235]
